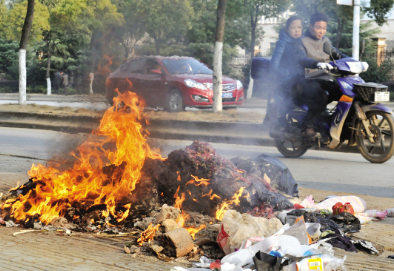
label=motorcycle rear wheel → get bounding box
[275,138,308,158]
[356,111,394,163]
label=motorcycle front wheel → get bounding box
[275,138,308,158]
[356,111,394,163]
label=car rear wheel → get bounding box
[165,89,184,112]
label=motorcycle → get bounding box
[268,57,394,163]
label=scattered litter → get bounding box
[12,229,47,236]
[5,220,18,227]
[387,208,394,217]
[217,210,283,254]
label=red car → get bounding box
[106,56,244,111]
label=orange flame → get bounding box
[97,55,113,75]
[137,222,161,246]
[173,186,189,227]
[185,175,210,187]
[185,224,206,240]
[1,91,162,224]
[117,204,131,223]
[202,189,221,201]
[172,185,206,238]
[215,187,245,221]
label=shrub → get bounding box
[361,58,394,83]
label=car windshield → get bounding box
[162,58,213,75]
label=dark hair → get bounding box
[285,15,302,29]
[310,13,329,26]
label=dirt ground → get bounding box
[0,104,265,123]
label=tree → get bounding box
[213,0,227,113]
[187,0,254,49]
[112,0,147,61]
[19,0,35,105]
[5,0,49,43]
[133,0,193,54]
[364,0,394,26]
[243,0,290,98]
[51,0,123,93]
[244,0,290,63]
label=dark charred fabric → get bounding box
[154,141,295,215]
[231,154,298,197]
[303,211,361,233]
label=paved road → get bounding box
[0,127,393,198]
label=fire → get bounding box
[215,187,245,221]
[174,186,189,227]
[177,171,181,181]
[117,203,131,223]
[185,224,206,240]
[185,175,210,187]
[0,91,163,224]
[202,189,221,200]
[173,185,206,238]
[137,222,161,246]
[97,55,113,75]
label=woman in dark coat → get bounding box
[268,16,321,132]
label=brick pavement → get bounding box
[0,227,187,270]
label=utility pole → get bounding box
[337,0,360,60]
[212,0,227,113]
[19,0,35,104]
[352,0,361,60]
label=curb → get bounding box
[0,111,360,153]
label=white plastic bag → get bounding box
[297,255,347,271]
[218,210,283,254]
[221,235,318,268]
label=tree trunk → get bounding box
[335,18,345,48]
[212,0,227,113]
[46,40,52,95]
[155,40,161,55]
[246,10,258,99]
[19,0,35,105]
[90,41,97,95]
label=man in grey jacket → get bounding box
[300,13,348,136]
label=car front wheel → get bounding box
[165,89,184,112]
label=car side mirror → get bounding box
[150,69,162,75]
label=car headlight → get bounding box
[236,80,243,90]
[184,79,207,90]
[192,95,209,102]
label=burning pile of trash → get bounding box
[0,91,391,270]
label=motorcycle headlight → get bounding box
[236,80,243,90]
[184,79,207,90]
[361,62,369,72]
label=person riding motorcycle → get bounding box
[268,15,333,135]
[298,12,349,136]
